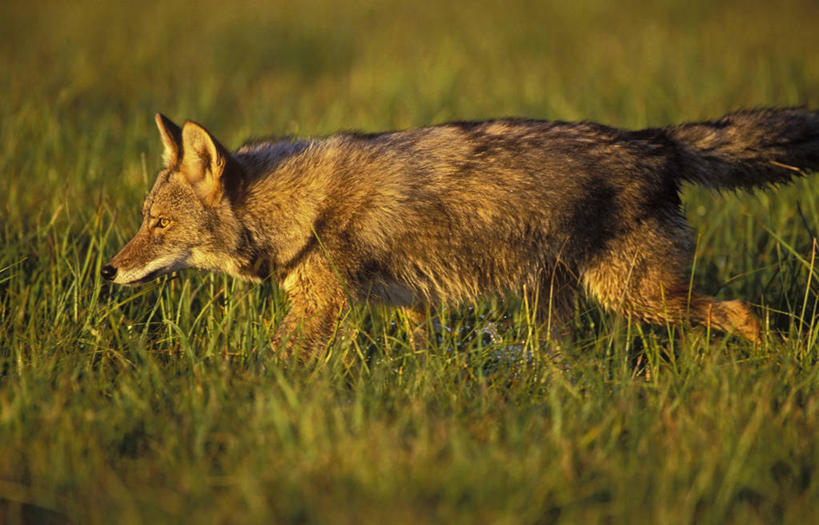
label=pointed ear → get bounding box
[155,113,182,167]
[180,121,229,205]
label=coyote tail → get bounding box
[667,107,819,189]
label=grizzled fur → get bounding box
[102,108,819,354]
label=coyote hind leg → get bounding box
[588,268,761,342]
[691,295,761,343]
[581,221,761,343]
[527,267,579,344]
[400,304,431,351]
[590,269,761,343]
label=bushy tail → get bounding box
[666,107,819,189]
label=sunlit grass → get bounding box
[1,0,819,523]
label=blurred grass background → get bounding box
[2,0,819,523]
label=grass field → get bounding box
[2,0,819,523]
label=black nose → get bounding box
[100,265,117,281]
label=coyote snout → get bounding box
[104,108,819,355]
[100,216,191,286]
[100,264,117,281]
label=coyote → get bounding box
[102,108,819,354]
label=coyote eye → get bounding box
[157,217,170,228]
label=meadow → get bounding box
[2,0,819,522]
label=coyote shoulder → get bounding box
[102,108,819,353]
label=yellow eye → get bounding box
[157,217,170,228]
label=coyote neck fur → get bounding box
[231,140,338,283]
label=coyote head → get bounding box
[101,114,247,285]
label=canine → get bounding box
[102,108,819,354]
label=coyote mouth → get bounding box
[128,268,167,285]
[119,256,187,285]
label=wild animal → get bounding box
[101,108,819,355]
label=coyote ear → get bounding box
[155,113,182,167]
[180,121,229,205]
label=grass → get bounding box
[2,0,819,522]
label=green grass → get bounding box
[2,0,819,523]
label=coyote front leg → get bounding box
[274,262,348,357]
